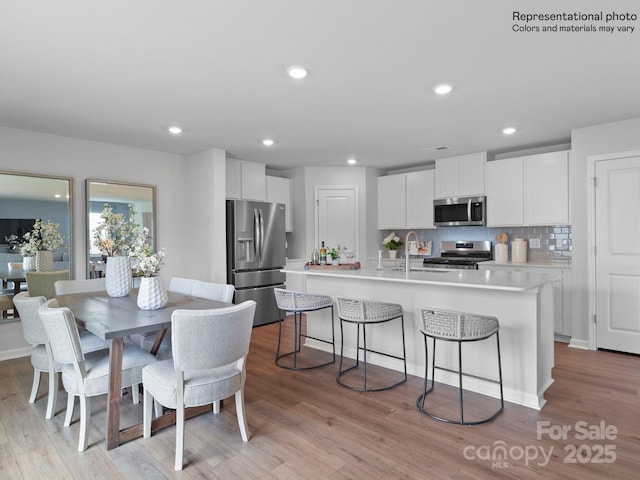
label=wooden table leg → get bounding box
[106,336,124,450]
[150,328,168,356]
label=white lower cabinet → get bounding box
[478,263,572,337]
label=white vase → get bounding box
[105,256,132,297]
[137,276,168,310]
[35,250,54,272]
[388,250,397,259]
[494,244,508,262]
[23,256,36,271]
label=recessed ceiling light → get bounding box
[502,127,517,135]
[286,65,308,79]
[167,126,183,135]
[434,84,453,95]
[262,138,275,146]
[54,194,61,198]
[346,158,357,165]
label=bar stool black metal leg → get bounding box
[458,340,464,424]
[362,323,368,391]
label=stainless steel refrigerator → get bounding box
[226,199,286,326]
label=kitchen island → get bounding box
[282,265,557,410]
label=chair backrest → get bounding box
[171,300,256,372]
[12,292,48,345]
[38,298,85,365]
[26,270,70,299]
[169,277,235,303]
[55,277,106,295]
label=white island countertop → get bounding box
[283,265,557,292]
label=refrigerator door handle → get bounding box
[253,208,260,260]
[258,208,265,262]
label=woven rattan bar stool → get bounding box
[416,307,504,425]
[335,297,407,392]
[274,288,335,370]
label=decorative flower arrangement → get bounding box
[20,219,64,253]
[328,245,345,261]
[5,234,20,253]
[383,232,402,251]
[130,227,165,277]
[93,203,139,256]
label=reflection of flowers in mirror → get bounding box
[20,219,64,253]
[383,232,402,250]
[130,227,165,277]
[93,203,139,256]
[4,234,20,253]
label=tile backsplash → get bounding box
[379,225,572,262]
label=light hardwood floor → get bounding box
[1,319,639,479]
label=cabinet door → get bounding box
[434,158,459,199]
[266,176,292,232]
[459,152,486,196]
[225,159,242,199]
[241,162,266,201]
[524,151,569,225]
[406,170,434,228]
[378,174,406,229]
[486,157,524,226]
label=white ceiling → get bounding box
[1,1,639,171]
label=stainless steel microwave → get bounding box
[434,196,486,227]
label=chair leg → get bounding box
[64,394,75,426]
[235,389,249,442]
[28,369,41,403]
[175,373,185,471]
[143,388,152,438]
[78,395,90,452]
[154,399,163,418]
[213,400,221,414]
[45,370,59,419]
[130,384,140,405]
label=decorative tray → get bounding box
[304,262,361,270]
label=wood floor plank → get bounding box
[1,319,639,478]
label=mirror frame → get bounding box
[85,179,157,279]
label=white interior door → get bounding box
[595,155,640,354]
[315,187,358,259]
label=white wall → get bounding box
[299,166,378,263]
[570,117,640,348]
[0,127,226,359]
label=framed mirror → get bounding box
[86,179,156,279]
[0,171,72,320]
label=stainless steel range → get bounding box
[423,240,492,270]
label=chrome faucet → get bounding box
[405,230,418,272]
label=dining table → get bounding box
[0,266,27,295]
[56,288,230,450]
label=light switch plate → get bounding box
[529,238,541,249]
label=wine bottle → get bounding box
[319,241,327,265]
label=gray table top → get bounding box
[56,289,230,340]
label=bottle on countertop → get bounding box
[319,241,327,265]
[311,248,319,265]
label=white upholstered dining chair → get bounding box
[142,300,256,470]
[13,292,111,419]
[54,277,106,295]
[132,277,236,359]
[38,299,158,451]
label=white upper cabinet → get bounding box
[226,159,266,201]
[406,170,434,229]
[524,151,570,225]
[378,170,435,230]
[486,157,524,226]
[486,150,570,227]
[435,152,486,198]
[378,174,406,229]
[266,175,292,232]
